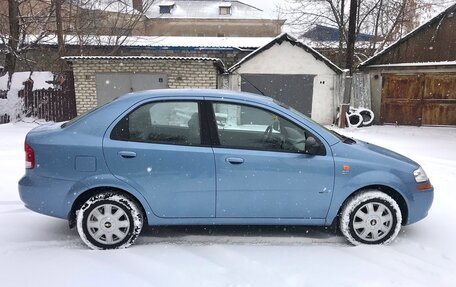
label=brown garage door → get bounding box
[381,73,456,125]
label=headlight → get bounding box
[413,167,429,183]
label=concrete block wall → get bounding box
[71,59,218,115]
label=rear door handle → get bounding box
[226,157,244,165]
[118,151,137,158]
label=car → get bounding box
[19,89,434,249]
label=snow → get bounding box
[0,123,456,286]
[146,0,268,20]
[30,34,273,50]
[363,61,456,68]
[0,72,54,117]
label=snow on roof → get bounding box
[362,61,456,68]
[219,3,232,8]
[299,38,373,49]
[146,0,271,20]
[31,35,273,50]
[75,0,137,14]
[159,1,176,6]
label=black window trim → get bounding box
[110,99,212,148]
[206,100,327,156]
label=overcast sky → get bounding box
[240,0,281,17]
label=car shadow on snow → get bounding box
[137,225,346,246]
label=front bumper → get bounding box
[19,174,75,219]
[404,185,434,225]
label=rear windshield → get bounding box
[61,98,117,128]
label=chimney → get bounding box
[132,0,143,12]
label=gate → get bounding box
[381,73,456,125]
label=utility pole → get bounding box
[345,0,358,75]
[338,0,358,128]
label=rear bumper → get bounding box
[18,174,75,219]
[404,186,434,225]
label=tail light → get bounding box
[25,143,35,169]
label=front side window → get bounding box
[212,103,324,154]
[111,101,201,146]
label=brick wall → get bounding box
[71,58,219,115]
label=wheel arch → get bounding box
[68,186,149,228]
[331,184,408,228]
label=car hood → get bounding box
[355,139,419,167]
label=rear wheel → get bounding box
[76,192,144,250]
[340,190,402,245]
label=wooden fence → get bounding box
[19,72,77,122]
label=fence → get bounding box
[19,72,77,122]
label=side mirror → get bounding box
[305,136,321,155]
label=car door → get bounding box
[103,99,216,218]
[210,101,334,219]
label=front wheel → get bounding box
[76,192,144,250]
[340,191,402,245]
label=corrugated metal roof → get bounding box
[62,55,226,71]
[62,55,222,61]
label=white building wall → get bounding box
[231,41,338,124]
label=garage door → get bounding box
[381,73,456,125]
[96,73,168,105]
[240,74,315,117]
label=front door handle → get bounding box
[118,151,137,158]
[226,157,244,165]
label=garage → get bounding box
[381,72,456,125]
[360,4,456,126]
[240,74,315,117]
[225,33,343,125]
[65,56,224,115]
[96,73,168,105]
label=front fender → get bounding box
[325,170,410,225]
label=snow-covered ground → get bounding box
[0,122,455,287]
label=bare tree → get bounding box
[283,0,453,66]
[0,0,56,78]
[63,0,155,56]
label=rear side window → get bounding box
[111,101,201,146]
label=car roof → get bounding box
[115,89,275,105]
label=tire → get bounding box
[339,191,402,245]
[357,108,375,126]
[347,112,363,128]
[76,192,144,250]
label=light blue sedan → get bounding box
[19,89,434,249]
